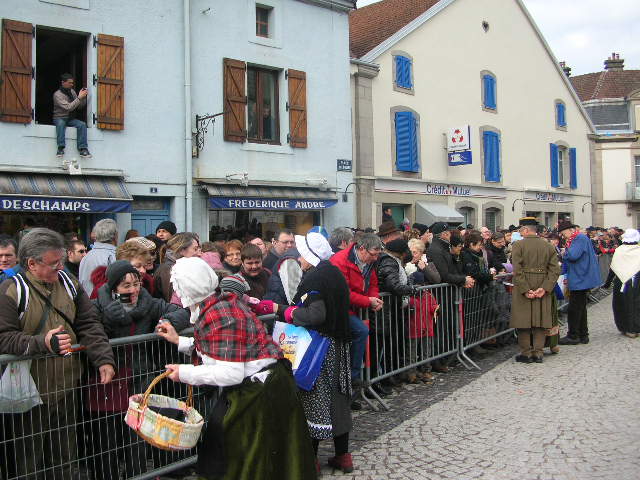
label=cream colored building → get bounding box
[570,54,640,228]
[349,0,595,230]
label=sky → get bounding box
[355,0,640,76]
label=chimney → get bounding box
[604,52,624,71]
[559,61,571,77]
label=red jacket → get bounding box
[330,244,379,315]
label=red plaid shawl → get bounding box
[194,292,282,363]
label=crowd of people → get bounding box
[0,215,637,479]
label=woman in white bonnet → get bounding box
[605,228,640,338]
[156,257,316,479]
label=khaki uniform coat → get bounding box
[509,236,560,329]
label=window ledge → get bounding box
[482,106,498,114]
[393,85,415,95]
[23,124,104,141]
[556,125,567,132]
[249,36,282,49]
[241,142,293,155]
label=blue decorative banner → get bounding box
[0,196,132,213]
[209,197,337,210]
[448,150,472,166]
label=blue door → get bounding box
[131,198,170,237]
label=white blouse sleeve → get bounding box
[177,336,195,354]
[178,360,246,387]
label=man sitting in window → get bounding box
[53,73,91,158]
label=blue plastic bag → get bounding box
[294,330,330,391]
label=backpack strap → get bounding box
[58,270,78,301]
[13,273,29,320]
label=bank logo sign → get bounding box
[447,125,472,166]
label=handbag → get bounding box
[294,330,330,391]
[85,366,133,413]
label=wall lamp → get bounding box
[511,198,526,212]
[342,182,357,202]
[581,201,593,213]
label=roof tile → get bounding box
[349,0,440,59]
[570,70,640,101]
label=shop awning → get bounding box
[415,201,464,226]
[202,183,338,210]
[0,173,132,213]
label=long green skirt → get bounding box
[197,359,317,480]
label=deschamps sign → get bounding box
[0,196,132,213]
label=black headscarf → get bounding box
[292,260,351,341]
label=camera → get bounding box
[115,292,132,304]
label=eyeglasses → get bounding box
[120,282,142,289]
[37,258,65,270]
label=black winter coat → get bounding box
[376,253,415,296]
[486,243,507,272]
[427,237,467,286]
[461,249,493,286]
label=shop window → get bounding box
[34,27,89,125]
[544,212,555,227]
[394,110,419,173]
[485,207,500,232]
[256,5,272,38]
[555,100,567,129]
[247,66,279,144]
[458,207,474,227]
[481,72,497,111]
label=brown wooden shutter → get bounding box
[287,69,307,148]
[0,19,33,124]
[223,58,247,143]
[96,34,124,130]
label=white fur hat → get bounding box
[622,228,640,244]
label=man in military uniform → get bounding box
[510,218,560,363]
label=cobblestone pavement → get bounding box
[318,297,640,480]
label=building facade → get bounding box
[0,0,187,241]
[190,0,355,242]
[350,0,595,230]
[0,0,355,244]
[570,54,640,228]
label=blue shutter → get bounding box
[550,143,559,187]
[395,56,412,89]
[483,75,496,109]
[483,131,500,182]
[569,147,577,189]
[556,102,566,127]
[395,111,419,172]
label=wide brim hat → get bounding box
[377,221,400,237]
[518,217,539,227]
[557,220,579,233]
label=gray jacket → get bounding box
[79,242,117,295]
[53,88,87,119]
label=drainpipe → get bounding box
[183,0,193,231]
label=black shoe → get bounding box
[350,400,362,411]
[580,336,589,344]
[558,336,580,345]
[79,148,92,158]
[532,356,543,363]
[373,383,393,396]
[515,354,532,363]
[56,146,64,157]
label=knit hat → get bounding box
[308,226,329,239]
[622,228,640,244]
[385,238,409,254]
[219,274,250,297]
[106,260,139,291]
[125,236,156,252]
[295,232,333,267]
[430,222,449,235]
[156,221,177,236]
[170,257,218,322]
[412,223,429,236]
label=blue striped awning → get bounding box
[0,173,132,213]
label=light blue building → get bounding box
[0,0,355,243]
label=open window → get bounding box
[35,27,89,125]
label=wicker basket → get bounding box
[125,370,204,451]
